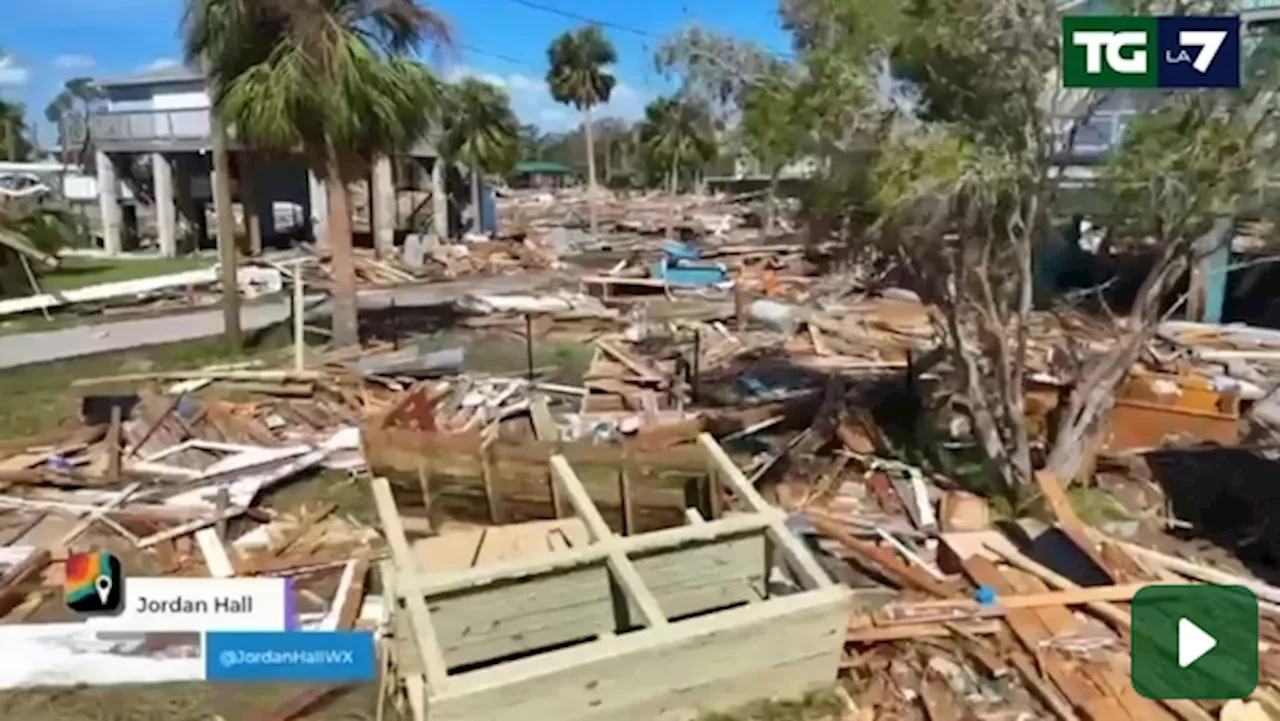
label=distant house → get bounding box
[511,161,574,190]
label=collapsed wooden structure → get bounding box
[373,433,852,721]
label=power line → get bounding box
[498,0,661,39]
[460,43,534,70]
[490,0,796,62]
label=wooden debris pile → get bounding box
[300,237,559,289]
[783,449,1280,721]
[499,187,764,241]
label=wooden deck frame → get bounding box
[376,434,851,721]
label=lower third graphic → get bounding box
[204,631,376,682]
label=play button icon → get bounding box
[1133,585,1258,699]
[1179,617,1217,668]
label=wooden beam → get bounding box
[0,548,51,618]
[1034,470,1119,582]
[869,582,1155,626]
[479,437,500,524]
[846,619,1002,642]
[549,455,668,628]
[697,433,831,590]
[105,406,123,482]
[370,476,450,690]
[400,509,773,598]
[983,543,1132,631]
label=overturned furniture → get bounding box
[373,432,852,721]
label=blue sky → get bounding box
[0,0,794,140]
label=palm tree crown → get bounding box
[546,24,616,238]
[183,0,454,347]
[442,78,519,174]
[546,25,617,109]
[640,96,717,188]
[441,77,519,229]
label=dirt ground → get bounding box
[0,682,384,721]
[0,683,848,721]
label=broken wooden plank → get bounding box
[846,619,1003,642]
[0,548,51,619]
[595,339,664,383]
[960,554,1130,721]
[870,583,1155,626]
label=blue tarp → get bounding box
[480,185,498,235]
[649,260,728,287]
[662,241,701,261]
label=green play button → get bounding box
[1132,585,1259,700]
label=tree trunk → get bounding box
[470,167,483,235]
[325,151,359,349]
[584,106,599,238]
[58,116,68,164]
[667,158,679,239]
[210,109,242,350]
[239,153,263,256]
[604,140,613,185]
[766,168,780,235]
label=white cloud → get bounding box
[0,57,31,87]
[445,64,652,132]
[138,57,180,73]
[53,54,96,70]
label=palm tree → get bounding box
[639,96,716,237]
[0,101,29,162]
[640,96,716,193]
[441,78,519,234]
[44,78,104,164]
[0,197,83,297]
[184,0,452,348]
[546,25,616,238]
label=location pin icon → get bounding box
[95,575,112,606]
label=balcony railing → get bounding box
[68,109,212,149]
[70,107,440,155]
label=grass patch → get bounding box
[1067,484,1132,525]
[0,681,380,720]
[0,329,294,439]
[38,256,213,293]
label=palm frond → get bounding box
[546,25,617,109]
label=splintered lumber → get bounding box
[0,548,51,618]
[1010,653,1081,721]
[960,555,1132,721]
[870,583,1154,626]
[846,619,1003,642]
[1092,530,1280,606]
[256,686,346,721]
[808,514,961,597]
[72,369,324,387]
[594,338,663,382]
[988,545,1212,721]
[983,543,1132,631]
[1004,568,1175,721]
[1034,470,1120,583]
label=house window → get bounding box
[1069,115,1116,152]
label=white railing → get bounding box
[73,109,212,145]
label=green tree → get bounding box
[517,123,547,161]
[184,0,452,348]
[44,77,104,164]
[0,101,31,162]
[0,197,84,297]
[740,69,807,233]
[441,78,519,231]
[546,24,616,237]
[639,96,716,193]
